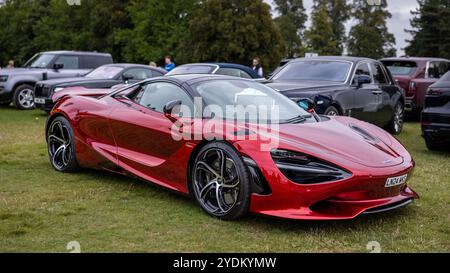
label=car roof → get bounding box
[380,57,450,62]
[173,62,259,78]
[288,56,377,64]
[101,63,167,73]
[41,51,112,57]
[166,74,255,85]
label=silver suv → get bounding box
[0,51,113,109]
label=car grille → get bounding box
[35,84,51,97]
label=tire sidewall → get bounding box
[191,142,251,220]
[325,106,340,116]
[47,116,79,172]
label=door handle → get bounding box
[372,90,383,95]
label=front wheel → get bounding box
[47,116,80,172]
[191,142,251,220]
[13,84,35,110]
[386,102,404,135]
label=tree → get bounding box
[273,0,307,58]
[347,0,396,59]
[115,0,198,64]
[305,3,337,55]
[177,0,286,71]
[405,0,450,59]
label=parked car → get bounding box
[266,56,406,134]
[421,71,450,150]
[381,57,450,113]
[34,63,166,112]
[46,74,417,221]
[166,63,262,79]
[0,51,113,109]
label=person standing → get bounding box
[6,60,15,69]
[164,55,176,72]
[251,57,263,77]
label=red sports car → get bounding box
[46,74,418,220]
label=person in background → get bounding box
[149,61,157,68]
[6,60,15,69]
[251,57,263,77]
[164,55,175,72]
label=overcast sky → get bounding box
[265,0,419,56]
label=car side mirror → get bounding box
[53,63,64,70]
[163,100,182,118]
[298,98,316,113]
[356,75,371,88]
[122,73,134,82]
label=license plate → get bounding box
[34,98,45,104]
[385,174,408,188]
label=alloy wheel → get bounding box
[193,148,241,216]
[48,121,73,171]
[18,88,35,109]
[393,104,404,134]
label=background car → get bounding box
[381,57,450,114]
[46,74,417,221]
[166,63,262,79]
[34,63,166,112]
[0,51,112,110]
[266,56,406,134]
[421,71,450,150]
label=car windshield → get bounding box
[382,61,418,76]
[167,65,215,76]
[24,54,56,68]
[85,66,123,79]
[192,79,315,124]
[273,60,352,82]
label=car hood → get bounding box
[266,80,346,93]
[0,68,48,76]
[269,117,407,168]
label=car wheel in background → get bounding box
[386,101,404,135]
[324,106,340,116]
[13,84,35,110]
[191,142,251,220]
[47,116,80,172]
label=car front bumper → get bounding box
[34,97,55,112]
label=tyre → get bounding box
[191,142,251,220]
[386,101,404,135]
[13,84,35,110]
[324,106,340,116]
[424,136,440,151]
[47,116,79,172]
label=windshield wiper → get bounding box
[281,114,312,124]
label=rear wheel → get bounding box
[13,84,35,110]
[191,142,251,220]
[47,116,79,172]
[386,101,404,135]
[324,106,340,116]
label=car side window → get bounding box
[353,63,372,84]
[80,56,112,69]
[124,68,154,80]
[371,63,388,84]
[55,55,79,69]
[136,82,194,117]
[427,61,446,79]
[216,68,252,79]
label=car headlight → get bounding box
[0,75,8,82]
[54,87,65,92]
[271,149,352,184]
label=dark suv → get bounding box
[381,57,450,113]
[0,51,112,109]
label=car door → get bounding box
[351,62,383,124]
[47,55,87,79]
[107,81,195,190]
[371,62,397,125]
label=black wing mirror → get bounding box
[356,75,371,88]
[163,100,182,116]
[53,63,64,70]
[298,98,316,113]
[122,73,135,82]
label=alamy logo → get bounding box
[66,0,81,6]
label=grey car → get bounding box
[0,51,113,109]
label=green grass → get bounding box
[0,107,449,253]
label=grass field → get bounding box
[0,107,449,253]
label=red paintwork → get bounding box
[49,94,418,220]
[51,86,118,103]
